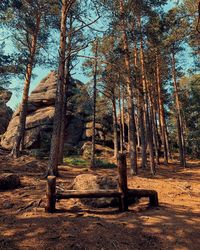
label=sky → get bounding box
[2,0,186,110]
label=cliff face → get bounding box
[1,71,91,152]
[0,87,13,135]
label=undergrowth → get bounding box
[63,155,116,168]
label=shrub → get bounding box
[95,159,116,169]
[63,155,89,166]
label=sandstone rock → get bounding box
[71,174,118,208]
[81,141,92,159]
[85,121,114,148]
[0,174,20,190]
[85,122,105,140]
[81,142,114,159]
[0,103,13,135]
[0,87,12,103]
[0,87,13,135]
[65,115,84,146]
[1,72,92,151]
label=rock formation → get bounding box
[1,71,91,154]
[0,173,20,190]
[0,87,13,135]
[71,174,118,207]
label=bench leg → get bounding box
[149,193,159,206]
[45,176,56,213]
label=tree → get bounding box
[9,0,56,158]
[47,0,75,176]
[119,0,138,175]
[163,8,188,167]
[179,74,200,158]
[90,39,98,168]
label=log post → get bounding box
[45,176,56,213]
[149,193,159,207]
[117,153,128,211]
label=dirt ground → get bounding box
[0,154,200,250]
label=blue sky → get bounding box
[3,0,183,109]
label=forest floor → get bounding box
[0,152,200,250]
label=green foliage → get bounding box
[0,42,24,87]
[170,74,200,157]
[179,0,200,68]
[95,159,116,169]
[63,155,89,167]
[96,95,113,131]
[29,149,48,159]
[180,74,200,157]
[65,154,117,169]
[69,79,92,116]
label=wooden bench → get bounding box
[45,154,159,213]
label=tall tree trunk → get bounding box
[138,14,155,174]
[155,50,168,164]
[47,1,68,176]
[112,95,119,160]
[118,81,124,153]
[11,14,41,158]
[138,15,148,169]
[132,21,140,150]
[149,85,159,165]
[135,110,140,148]
[146,106,156,175]
[119,0,137,175]
[58,14,73,165]
[122,85,126,145]
[171,46,186,167]
[155,103,161,163]
[146,79,156,175]
[165,127,172,160]
[133,27,146,168]
[91,39,98,168]
[57,72,69,165]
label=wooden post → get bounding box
[117,153,128,211]
[149,193,159,207]
[45,176,56,213]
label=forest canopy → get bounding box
[0,0,200,173]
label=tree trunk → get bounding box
[58,14,73,165]
[155,51,168,164]
[138,15,148,169]
[11,15,41,158]
[47,1,68,176]
[146,79,156,175]
[118,82,124,153]
[57,78,68,165]
[122,85,126,145]
[133,35,146,168]
[91,39,98,168]
[133,31,146,158]
[171,47,186,167]
[119,0,137,175]
[137,14,155,174]
[112,96,119,160]
[149,88,159,165]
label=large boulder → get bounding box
[71,174,118,208]
[85,122,114,148]
[1,71,91,152]
[0,87,13,135]
[81,141,114,159]
[0,87,12,103]
[0,174,20,190]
